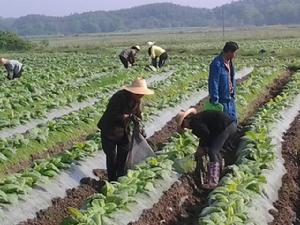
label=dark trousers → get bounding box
[14,68,23,79]
[101,133,130,181]
[159,52,168,68]
[206,123,237,163]
[151,52,168,68]
[8,67,23,80]
[119,55,129,69]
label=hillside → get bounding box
[0,0,299,36]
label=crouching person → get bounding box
[119,46,140,69]
[176,108,237,189]
[0,58,23,80]
[147,41,168,68]
[97,78,154,181]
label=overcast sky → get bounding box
[0,0,238,18]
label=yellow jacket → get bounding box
[150,45,166,58]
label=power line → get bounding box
[222,6,225,41]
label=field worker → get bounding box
[147,41,168,68]
[98,78,154,181]
[119,46,140,69]
[176,108,237,189]
[208,41,239,122]
[0,57,23,80]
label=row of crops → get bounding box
[0,59,209,173]
[54,71,300,225]
[0,38,300,225]
[58,68,299,225]
[0,66,208,203]
[199,73,300,224]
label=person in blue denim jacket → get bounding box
[208,42,239,123]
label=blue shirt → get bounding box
[208,54,236,104]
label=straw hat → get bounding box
[147,41,155,46]
[175,108,197,128]
[123,78,154,95]
[134,45,141,51]
[0,58,7,64]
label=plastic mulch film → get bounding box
[0,70,174,139]
[0,68,252,224]
[247,94,300,225]
[104,173,180,225]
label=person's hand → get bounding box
[124,114,131,118]
[177,126,185,134]
[210,101,218,105]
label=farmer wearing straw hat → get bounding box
[98,78,154,181]
[119,46,140,69]
[0,57,23,80]
[176,108,237,189]
[147,41,168,68]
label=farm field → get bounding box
[1,26,300,225]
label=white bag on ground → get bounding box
[125,123,155,170]
[144,65,157,72]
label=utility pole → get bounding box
[222,6,225,41]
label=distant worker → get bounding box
[0,58,23,80]
[147,41,168,68]
[208,41,239,122]
[119,46,140,69]
[176,108,237,189]
[97,78,154,181]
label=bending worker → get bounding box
[176,108,237,189]
[119,46,140,69]
[147,41,168,68]
[208,41,239,122]
[98,78,154,181]
[0,57,23,80]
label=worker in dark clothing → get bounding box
[119,46,140,69]
[176,108,237,189]
[0,58,23,80]
[98,78,154,181]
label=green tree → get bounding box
[0,31,32,51]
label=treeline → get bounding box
[217,0,300,26]
[0,31,32,51]
[0,0,299,36]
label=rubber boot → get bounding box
[202,162,220,190]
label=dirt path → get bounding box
[19,170,107,225]
[129,70,294,225]
[269,113,300,225]
[18,70,292,225]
